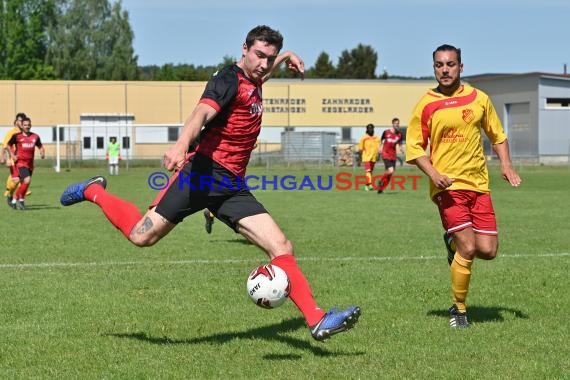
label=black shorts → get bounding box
[154,153,267,231]
[383,159,397,170]
[17,166,32,180]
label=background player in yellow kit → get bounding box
[357,123,380,191]
[1,112,27,208]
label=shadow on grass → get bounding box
[9,204,60,211]
[220,238,253,246]
[427,305,529,323]
[105,317,364,358]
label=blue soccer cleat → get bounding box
[60,176,107,206]
[310,306,361,341]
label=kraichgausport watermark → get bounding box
[147,171,423,191]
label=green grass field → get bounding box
[1,164,569,379]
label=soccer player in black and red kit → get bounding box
[6,117,44,210]
[377,117,403,194]
[61,25,360,341]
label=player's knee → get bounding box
[458,242,477,259]
[280,238,293,254]
[129,233,158,248]
[476,238,498,260]
[478,246,498,260]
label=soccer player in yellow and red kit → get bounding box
[1,112,26,207]
[60,25,360,341]
[6,117,45,210]
[358,123,380,191]
[406,44,521,328]
[377,117,403,194]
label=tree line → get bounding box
[0,0,429,81]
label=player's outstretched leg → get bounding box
[310,306,361,341]
[60,176,107,206]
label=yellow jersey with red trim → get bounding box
[406,84,507,199]
[358,134,380,163]
[2,127,20,149]
[2,126,20,165]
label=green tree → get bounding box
[46,0,137,80]
[336,44,378,79]
[215,55,236,72]
[95,1,137,80]
[309,51,336,78]
[0,0,56,79]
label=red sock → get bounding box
[382,172,392,189]
[14,182,29,199]
[84,184,142,239]
[271,254,325,326]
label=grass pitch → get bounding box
[0,164,568,379]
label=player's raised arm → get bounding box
[262,51,304,83]
[163,103,217,171]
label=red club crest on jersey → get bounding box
[462,109,475,124]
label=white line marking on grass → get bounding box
[0,252,568,270]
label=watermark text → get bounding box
[148,171,423,191]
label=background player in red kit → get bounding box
[60,25,360,341]
[6,117,45,209]
[377,117,403,194]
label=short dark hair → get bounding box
[392,117,399,123]
[15,112,26,122]
[433,44,462,63]
[366,123,374,130]
[245,25,283,52]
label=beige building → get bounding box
[0,79,434,162]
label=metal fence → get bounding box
[9,124,567,171]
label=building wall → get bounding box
[0,79,435,160]
[0,79,434,128]
[466,74,570,162]
[538,78,570,157]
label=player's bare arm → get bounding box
[7,145,17,163]
[412,155,454,189]
[493,140,522,187]
[262,51,304,82]
[163,103,218,171]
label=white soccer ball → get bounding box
[246,264,290,309]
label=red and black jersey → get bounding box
[381,129,402,161]
[195,65,263,177]
[8,132,42,170]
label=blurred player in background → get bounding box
[377,117,403,194]
[106,137,121,176]
[358,123,380,191]
[1,112,26,208]
[406,44,521,328]
[203,209,215,234]
[6,116,45,210]
[60,25,360,341]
